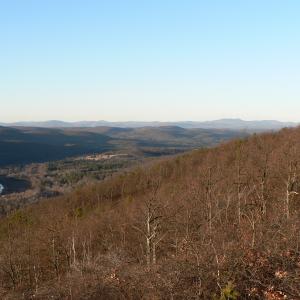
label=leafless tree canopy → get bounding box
[0,127,300,299]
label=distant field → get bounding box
[0,125,248,166]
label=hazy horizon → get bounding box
[0,117,300,124]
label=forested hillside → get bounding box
[0,127,300,299]
[0,126,246,166]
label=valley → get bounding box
[0,125,250,215]
[0,125,249,167]
[0,151,142,215]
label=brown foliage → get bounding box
[0,128,300,299]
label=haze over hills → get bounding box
[0,119,297,167]
[0,125,247,166]
[0,118,297,130]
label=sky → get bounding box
[1,0,300,122]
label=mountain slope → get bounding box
[0,126,300,298]
[0,126,112,166]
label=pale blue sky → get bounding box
[1,0,300,122]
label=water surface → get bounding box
[0,176,31,195]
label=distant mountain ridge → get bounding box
[0,118,298,130]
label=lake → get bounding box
[0,176,31,195]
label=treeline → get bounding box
[0,128,300,299]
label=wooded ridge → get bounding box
[0,127,300,299]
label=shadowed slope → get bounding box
[0,126,247,166]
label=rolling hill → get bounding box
[0,125,247,166]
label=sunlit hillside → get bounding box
[0,127,300,299]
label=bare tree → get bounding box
[234,144,246,225]
[284,160,298,220]
[257,153,269,217]
[133,180,167,267]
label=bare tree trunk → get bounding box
[146,236,151,267]
[206,168,213,233]
[237,164,242,225]
[72,234,77,266]
[260,153,269,217]
[285,161,298,220]
[243,212,256,248]
[146,206,152,267]
[286,182,290,220]
[52,237,59,278]
[33,264,39,294]
[152,241,156,265]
